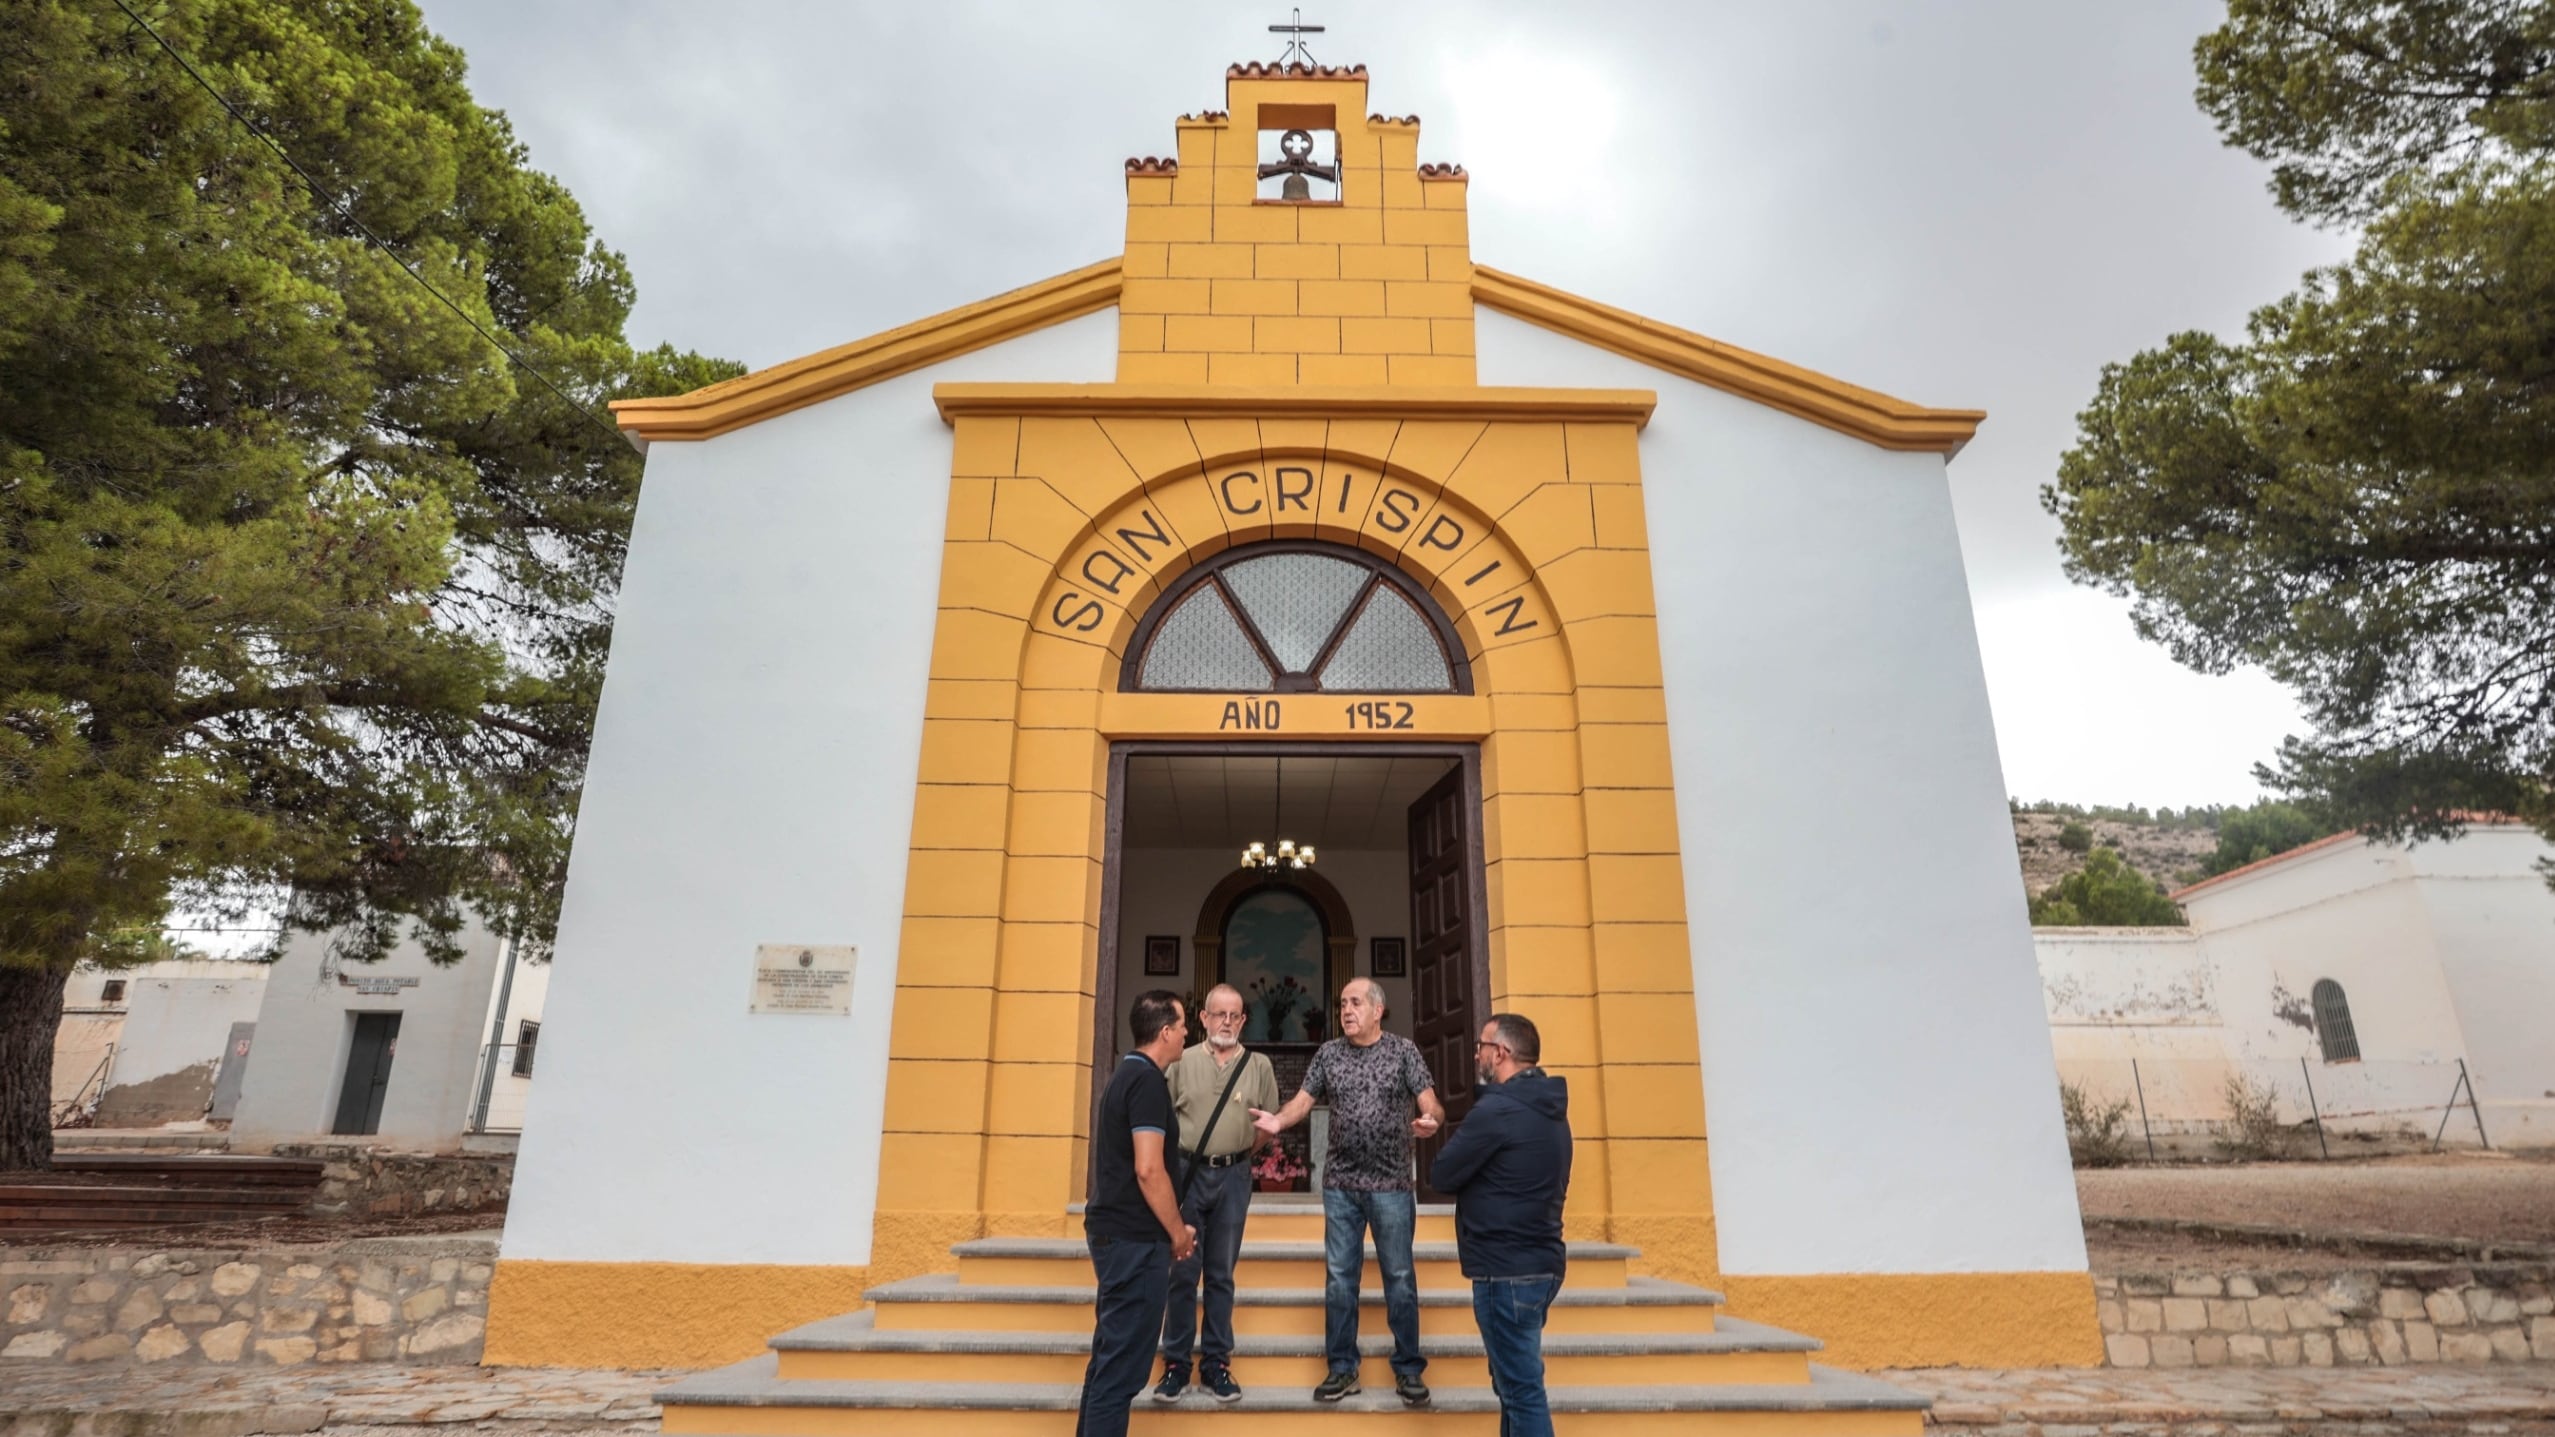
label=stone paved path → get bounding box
[1,1359,2551,1434]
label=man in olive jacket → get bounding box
[1428,1013,1570,1437]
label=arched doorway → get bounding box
[1192,865,1356,1046]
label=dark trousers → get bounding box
[1472,1274,1561,1437]
[1322,1186,1424,1379]
[1159,1157,1251,1374]
[1075,1236,1171,1437]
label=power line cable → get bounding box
[107,0,630,445]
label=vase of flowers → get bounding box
[1252,1142,1308,1193]
[1249,974,1308,1043]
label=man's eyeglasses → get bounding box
[1474,1039,1513,1055]
[1203,1010,1246,1023]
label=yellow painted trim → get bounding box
[1471,266,1987,456]
[1717,1270,2102,1369]
[1097,692,1491,740]
[483,1260,870,1369]
[932,382,1656,427]
[612,259,1124,441]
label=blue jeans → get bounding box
[1472,1275,1560,1437]
[1160,1158,1252,1373]
[1075,1236,1169,1437]
[1323,1186,1423,1379]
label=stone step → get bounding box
[771,1309,1816,1387]
[658,1355,1927,1436]
[1065,1199,1459,1244]
[954,1237,1635,1291]
[866,1274,1725,1338]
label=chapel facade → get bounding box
[482,58,2098,1411]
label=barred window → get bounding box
[512,1020,540,1078]
[2310,980,2359,1063]
[1126,543,1468,694]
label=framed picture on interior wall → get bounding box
[1370,936,1406,978]
[1144,934,1181,976]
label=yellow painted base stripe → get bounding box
[484,1260,870,1370]
[664,1407,1923,1437]
[1718,1270,2102,1370]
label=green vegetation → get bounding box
[2045,0,2555,879]
[2058,1080,2136,1168]
[0,0,737,1168]
[2029,849,2187,927]
[2196,800,2336,878]
[2056,821,2094,854]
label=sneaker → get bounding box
[1313,1369,1360,1402]
[1395,1374,1431,1407]
[1200,1366,1243,1404]
[1152,1368,1188,1402]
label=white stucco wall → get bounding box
[2171,825,2555,1143]
[2411,828,2555,1145]
[1478,309,2088,1277]
[2184,838,2472,1128]
[467,943,553,1134]
[92,962,269,1126]
[498,309,1118,1266]
[2035,928,2233,1130]
[228,919,507,1150]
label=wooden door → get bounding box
[1407,763,1478,1196]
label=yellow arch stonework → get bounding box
[869,391,1718,1288]
[487,59,2099,1376]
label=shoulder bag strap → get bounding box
[1177,1054,1254,1204]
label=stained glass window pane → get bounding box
[1140,589,1275,691]
[1221,553,1371,673]
[1318,589,1452,691]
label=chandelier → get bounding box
[1242,756,1316,871]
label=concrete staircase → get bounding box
[658,1199,1926,1435]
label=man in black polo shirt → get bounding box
[1076,989,1197,1437]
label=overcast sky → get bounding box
[416,0,2354,811]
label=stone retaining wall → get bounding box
[2097,1265,2555,1369]
[0,1236,495,1367]
[267,1144,512,1217]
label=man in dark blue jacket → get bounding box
[1428,1013,1570,1437]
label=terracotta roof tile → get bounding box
[1368,114,1419,126]
[1124,157,1178,175]
[1228,61,1367,78]
[1179,111,1230,123]
[1418,162,1467,179]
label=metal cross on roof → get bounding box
[1270,8,1324,67]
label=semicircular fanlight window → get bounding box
[1318,588,1453,692]
[1128,544,1463,693]
[1138,587,1275,691]
[1221,552,1371,672]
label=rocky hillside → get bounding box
[2012,810,2217,899]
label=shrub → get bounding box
[2030,848,2187,926]
[2057,820,2095,853]
[2059,1080,2136,1167]
[2216,1073,2290,1160]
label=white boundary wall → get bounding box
[498,310,1117,1266]
[1478,309,2088,1278]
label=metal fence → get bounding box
[2054,1055,2490,1164]
[50,1045,116,1129]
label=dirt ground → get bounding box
[2078,1151,2555,1271]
